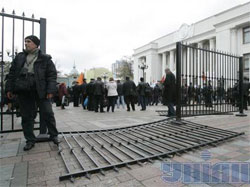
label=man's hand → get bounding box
[47,93,53,99]
[7,92,14,100]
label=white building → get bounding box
[133,2,250,84]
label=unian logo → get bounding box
[161,162,249,184]
[161,151,249,184]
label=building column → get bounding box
[198,42,203,86]
[162,52,167,78]
[209,38,216,50]
[209,38,216,81]
[170,50,175,72]
[231,29,237,54]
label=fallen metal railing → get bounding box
[58,118,244,182]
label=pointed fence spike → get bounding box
[22,12,25,16]
[32,14,34,18]
[12,10,15,14]
[2,8,5,13]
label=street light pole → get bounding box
[138,59,148,81]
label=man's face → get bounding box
[25,39,37,52]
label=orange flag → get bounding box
[76,72,84,85]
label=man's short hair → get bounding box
[140,77,144,82]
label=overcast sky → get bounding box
[1,0,249,74]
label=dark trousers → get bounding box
[87,95,94,111]
[73,94,80,107]
[124,95,135,111]
[94,95,104,112]
[168,102,176,116]
[139,95,146,110]
[107,96,117,112]
[18,91,58,144]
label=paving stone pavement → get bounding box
[0,104,249,187]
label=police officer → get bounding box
[5,35,59,151]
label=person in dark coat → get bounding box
[79,79,88,110]
[93,77,105,112]
[163,68,176,116]
[72,81,81,107]
[137,77,147,111]
[152,83,161,106]
[123,77,137,111]
[116,80,125,109]
[243,78,250,110]
[86,78,95,111]
[202,81,213,107]
[58,83,68,109]
[5,35,59,151]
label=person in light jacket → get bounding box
[106,77,118,112]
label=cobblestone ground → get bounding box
[0,104,249,187]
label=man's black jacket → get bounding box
[5,50,57,99]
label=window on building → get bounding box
[243,27,250,44]
[243,53,250,70]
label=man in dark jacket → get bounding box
[72,81,81,107]
[137,77,147,111]
[116,80,125,109]
[163,68,176,116]
[86,78,95,111]
[152,83,161,106]
[93,77,105,112]
[5,35,59,151]
[243,78,250,110]
[123,77,137,111]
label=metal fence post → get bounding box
[39,18,46,53]
[36,17,49,141]
[236,57,247,117]
[176,42,182,121]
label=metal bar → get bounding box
[22,12,25,51]
[39,18,46,53]
[176,42,182,120]
[181,43,239,58]
[0,127,40,133]
[58,147,74,182]
[1,9,5,132]
[0,12,40,22]
[32,14,34,34]
[237,57,245,115]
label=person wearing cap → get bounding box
[5,35,59,151]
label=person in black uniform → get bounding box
[123,77,137,111]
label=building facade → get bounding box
[133,2,250,84]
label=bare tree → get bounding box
[116,57,133,80]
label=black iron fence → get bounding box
[0,9,46,133]
[176,42,244,120]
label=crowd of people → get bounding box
[53,76,164,113]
